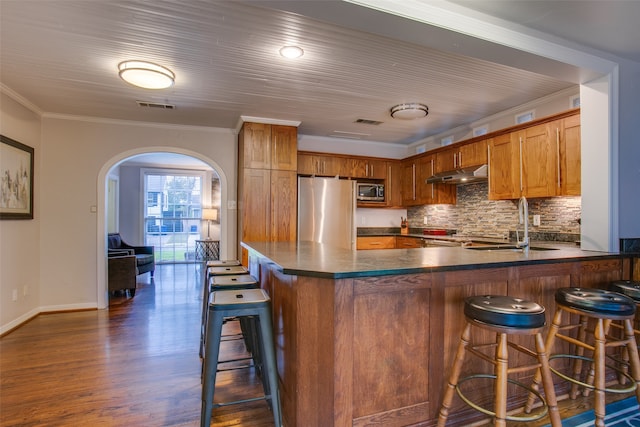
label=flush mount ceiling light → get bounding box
[118,61,175,89]
[390,103,429,120]
[279,45,304,59]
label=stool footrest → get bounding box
[548,354,638,394]
[213,394,272,408]
[455,374,549,422]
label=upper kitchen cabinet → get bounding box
[488,133,519,200]
[240,122,297,171]
[559,113,581,196]
[386,161,403,208]
[348,157,387,180]
[297,152,343,177]
[402,155,455,206]
[517,120,561,198]
[488,109,580,200]
[435,140,488,173]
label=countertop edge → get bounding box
[243,241,623,279]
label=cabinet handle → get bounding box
[370,164,374,176]
[366,163,369,176]
[431,159,435,199]
[453,153,457,168]
[458,151,462,167]
[487,145,491,184]
[519,137,524,193]
[556,128,561,188]
[412,164,416,200]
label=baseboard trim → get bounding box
[1,303,98,336]
[0,307,40,336]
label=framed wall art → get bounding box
[1,135,34,219]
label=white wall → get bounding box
[617,58,640,238]
[0,91,42,332]
[35,116,237,312]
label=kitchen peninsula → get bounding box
[242,241,631,427]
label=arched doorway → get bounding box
[97,147,229,309]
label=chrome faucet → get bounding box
[516,196,529,249]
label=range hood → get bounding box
[426,164,488,185]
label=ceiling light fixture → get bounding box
[390,103,429,120]
[118,60,175,89]
[279,45,304,59]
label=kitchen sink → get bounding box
[464,245,558,252]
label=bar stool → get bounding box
[608,280,640,335]
[438,295,561,427]
[208,275,260,357]
[201,288,282,427]
[607,281,640,385]
[199,264,250,358]
[528,288,640,427]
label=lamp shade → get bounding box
[118,61,175,89]
[202,208,218,221]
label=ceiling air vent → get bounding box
[136,101,176,109]
[355,118,383,125]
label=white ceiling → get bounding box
[1,1,638,147]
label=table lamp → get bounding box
[201,208,218,240]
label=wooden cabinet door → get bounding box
[560,114,581,196]
[270,170,297,241]
[416,155,435,204]
[386,161,403,207]
[240,122,271,169]
[520,121,559,198]
[271,125,297,171]
[401,160,418,206]
[435,148,457,173]
[240,168,271,242]
[297,153,316,175]
[488,133,519,200]
[458,140,488,168]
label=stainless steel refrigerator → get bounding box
[297,177,356,250]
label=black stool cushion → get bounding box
[464,295,546,329]
[608,280,640,302]
[555,287,636,316]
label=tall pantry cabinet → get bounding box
[238,122,298,265]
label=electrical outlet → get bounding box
[228,200,237,210]
[533,215,541,226]
[423,216,428,225]
[12,289,18,301]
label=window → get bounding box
[143,170,207,263]
[441,136,454,146]
[473,125,488,137]
[515,110,535,124]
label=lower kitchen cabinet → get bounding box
[395,236,422,248]
[356,236,396,250]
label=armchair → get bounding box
[108,254,137,296]
[107,233,155,277]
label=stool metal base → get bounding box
[201,289,282,427]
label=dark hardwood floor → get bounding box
[1,263,636,426]
[0,263,274,427]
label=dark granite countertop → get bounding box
[242,240,620,279]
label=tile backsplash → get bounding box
[408,182,581,241]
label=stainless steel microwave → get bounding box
[357,183,385,202]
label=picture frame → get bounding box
[1,135,34,219]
